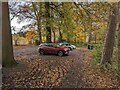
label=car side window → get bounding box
[48,44,53,47]
[61,44,64,46]
[66,44,69,46]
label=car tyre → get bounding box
[69,47,72,51]
[58,51,64,57]
[39,50,45,55]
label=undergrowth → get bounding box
[90,44,118,73]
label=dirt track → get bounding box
[2,46,119,89]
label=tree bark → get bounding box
[101,7,117,66]
[37,22,42,44]
[14,39,18,46]
[2,2,16,67]
[0,2,1,87]
[45,2,52,43]
[58,27,63,43]
[94,35,96,44]
[86,32,92,43]
[52,30,55,43]
[118,1,120,83]
[32,2,42,44]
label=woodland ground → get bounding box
[2,45,119,89]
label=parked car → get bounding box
[38,43,70,56]
[59,43,76,50]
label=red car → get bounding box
[38,43,70,56]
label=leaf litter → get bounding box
[2,46,119,89]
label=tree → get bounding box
[12,34,20,46]
[9,2,43,44]
[118,1,120,81]
[101,4,118,66]
[25,30,37,44]
[11,26,20,46]
[9,2,114,45]
[32,2,43,44]
[45,2,52,43]
[2,2,16,67]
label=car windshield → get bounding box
[60,43,70,46]
[40,43,47,46]
[54,44,60,47]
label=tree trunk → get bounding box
[86,21,92,44]
[45,2,52,43]
[37,22,42,44]
[2,2,16,67]
[14,39,18,46]
[86,32,92,43]
[58,27,63,43]
[52,30,55,43]
[0,2,1,86]
[117,1,120,82]
[94,32,97,44]
[32,2,42,44]
[101,7,117,66]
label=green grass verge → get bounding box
[90,44,118,72]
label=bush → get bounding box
[90,44,118,72]
[71,42,88,47]
[90,44,102,65]
[34,40,40,45]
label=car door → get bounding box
[42,45,50,53]
[45,45,55,54]
[50,46,57,54]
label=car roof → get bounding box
[40,43,59,46]
[60,43,69,44]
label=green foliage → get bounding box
[112,46,118,71]
[34,39,40,45]
[91,44,118,72]
[90,44,102,65]
[17,32,25,37]
[10,2,116,43]
[71,42,88,47]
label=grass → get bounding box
[90,44,102,66]
[90,44,118,73]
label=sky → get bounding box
[11,17,29,34]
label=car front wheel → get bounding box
[39,50,45,55]
[58,51,64,56]
[69,47,72,51]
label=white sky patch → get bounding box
[73,0,78,4]
[11,18,29,34]
[11,18,24,28]
[1,0,119,2]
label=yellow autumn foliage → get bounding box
[25,31,37,41]
[75,25,85,42]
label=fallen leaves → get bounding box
[2,46,119,89]
[81,48,119,88]
[3,57,73,89]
